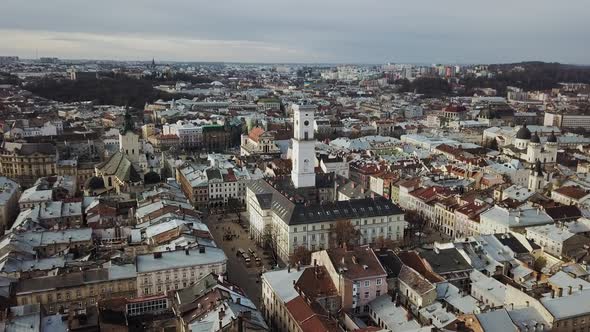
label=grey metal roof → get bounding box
[288,197,402,225]
[420,247,472,274]
[136,247,227,273]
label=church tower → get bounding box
[528,159,544,192]
[119,109,140,164]
[291,104,316,188]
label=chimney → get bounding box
[287,265,291,273]
[237,314,244,332]
[185,248,190,255]
[551,289,555,299]
[568,286,573,295]
[558,287,563,297]
[526,300,530,307]
[580,284,584,292]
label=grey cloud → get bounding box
[0,0,588,63]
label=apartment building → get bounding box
[135,247,227,296]
[0,142,57,187]
[14,264,137,314]
[312,246,388,314]
[0,177,20,233]
[248,179,406,262]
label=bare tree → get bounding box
[330,220,360,248]
[262,223,281,264]
[373,235,398,250]
[290,246,311,266]
[405,210,427,245]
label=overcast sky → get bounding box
[1,0,588,64]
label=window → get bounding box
[376,278,382,286]
[364,292,369,299]
[364,280,370,287]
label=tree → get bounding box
[405,210,427,232]
[533,256,547,272]
[373,235,397,250]
[487,138,499,151]
[290,246,311,266]
[330,220,360,248]
[405,210,427,245]
[262,224,281,264]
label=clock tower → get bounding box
[291,104,316,188]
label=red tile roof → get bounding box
[326,245,386,280]
[554,186,590,200]
[295,266,338,300]
[285,296,339,332]
[248,127,266,143]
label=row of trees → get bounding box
[26,76,179,109]
[394,77,452,96]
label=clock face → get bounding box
[304,120,309,126]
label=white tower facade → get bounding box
[528,160,545,192]
[119,131,140,163]
[291,104,316,188]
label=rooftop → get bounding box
[136,247,226,273]
[326,245,387,280]
[540,288,590,319]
